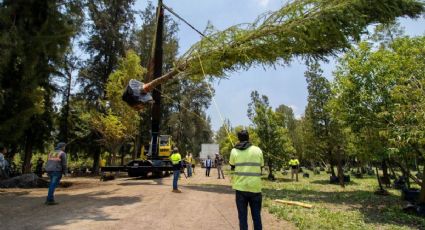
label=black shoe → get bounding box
[45,201,59,205]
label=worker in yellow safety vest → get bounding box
[170,147,182,193]
[289,156,300,182]
[229,130,264,230]
[185,152,193,177]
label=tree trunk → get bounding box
[92,146,101,175]
[376,166,385,191]
[388,160,398,179]
[329,162,336,177]
[337,163,344,188]
[419,163,425,204]
[267,159,275,180]
[381,159,390,182]
[336,148,345,188]
[111,152,116,166]
[403,155,411,188]
[120,146,125,166]
[327,149,336,177]
[134,117,144,160]
[22,130,34,174]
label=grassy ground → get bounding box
[262,171,425,230]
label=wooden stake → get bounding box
[274,199,313,209]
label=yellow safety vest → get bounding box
[170,153,181,165]
[186,156,192,164]
[229,146,264,193]
[289,159,300,166]
[48,151,63,161]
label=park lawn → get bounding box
[262,171,425,230]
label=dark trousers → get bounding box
[205,167,211,176]
[173,170,180,190]
[236,190,262,230]
[47,171,62,202]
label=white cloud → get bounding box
[288,105,302,119]
[257,0,270,7]
[288,104,298,111]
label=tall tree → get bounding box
[305,61,348,187]
[332,41,396,185]
[334,36,425,201]
[275,105,302,159]
[248,91,295,180]
[0,0,82,173]
[78,0,135,171]
[79,0,135,102]
[304,61,336,176]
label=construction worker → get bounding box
[215,153,225,179]
[170,147,182,193]
[229,130,264,230]
[45,142,67,205]
[205,155,212,177]
[185,152,193,177]
[289,156,300,182]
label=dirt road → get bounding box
[0,167,295,230]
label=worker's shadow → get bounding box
[181,184,234,194]
[118,175,166,186]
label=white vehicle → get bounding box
[200,144,219,167]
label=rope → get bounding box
[196,51,234,146]
[162,3,207,38]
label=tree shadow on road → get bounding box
[310,179,359,185]
[182,184,234,195]
[0,190,142,230]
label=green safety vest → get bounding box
[289,159,299,166]
[229,146,264,193]
[170,153,181,165]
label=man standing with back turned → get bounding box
[45,142,67,205]
[229,130,264,230]
[170,147,182,193]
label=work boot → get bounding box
[172,189,182,193]
[45,200,59,205]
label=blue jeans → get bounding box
[206,167,211,176]
[47,171,62,202]
[173,170,180,190]
[187,164,192,177]
[236,190,262,230]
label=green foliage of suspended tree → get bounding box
[151,0,424,83]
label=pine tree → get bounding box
[0,0,82,173]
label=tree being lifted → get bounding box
[123,0,424,110]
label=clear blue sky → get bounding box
[135,0,425,131]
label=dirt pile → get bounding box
[0,173,49,188]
